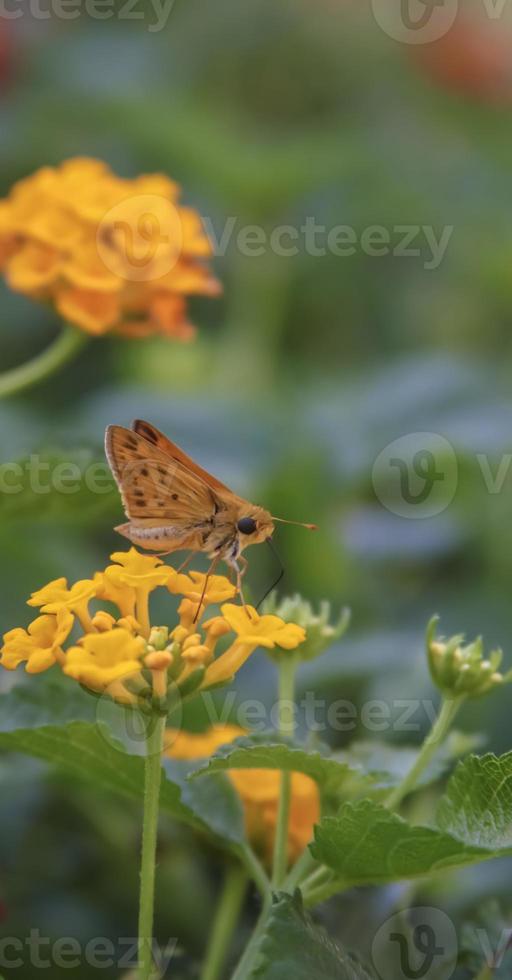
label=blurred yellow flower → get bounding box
[64,628,146,689]
[0,157,220,339]
[1,609,73,674]
[167,725,320,864]
[166,724,245,758]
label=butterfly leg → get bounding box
[234,556,254,619]
[177,553,195,574]
[193,556,220,624]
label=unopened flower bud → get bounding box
[91,611,116,632]
[145,650,173,671]
[426,616,510,699]
[149,626,169,650]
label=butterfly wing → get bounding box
[131,419,234,495]
[105,424,221,528]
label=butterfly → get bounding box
[105,419,316,611]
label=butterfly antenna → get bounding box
[272,517,317,530]
[257,538,285,610]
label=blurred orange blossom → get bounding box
[0,157,221,339]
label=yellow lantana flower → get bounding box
[168,571,237,606]
[1,609,73,674]
[104,550,172,589]
[221,604,307,650]
[201,605,306,688]
[64,628,146,690]
[0,549,306,708]
[104,549,172,637]
[28,577,97,632]
[167,725,320,865]
[94,571,137,619]
[0,157,220,339]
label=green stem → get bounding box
[138,714,166,980]
[300,865,331,895]
[238,843,270,899]
[385,697,465,812]
[302,874,348,908]
[0,324,87,398]
[271,656,298,889]
[200,863,248,980]
[230,896,271,980]
[284,844,318,892]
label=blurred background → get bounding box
[1,0,512,975]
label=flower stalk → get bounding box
[385,696,464,812]
[0,324,87,398]
[138,713,166,980]
[271,654,298,888]
[200,862,248,980]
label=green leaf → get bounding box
[311,800,492,885]
[0,687,244,845]
[437,752,512,849]
[0,679,98,730]
[247,892,375,980]
[311,753,512,888]
[192,733,375,796]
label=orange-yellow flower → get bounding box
[167,725,320,864]
[168,571,237,606]
[105,549,172,592]
[0,157,220,339]
[94,571,137,619]
[0,550,306,705]
[220,604,306,650]
[104,549,173,638]
[64,628,146,690]
[1,609,73,673]
[201,605,306,688]
[28,576,97,631]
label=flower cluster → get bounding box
[0,549,306,708]
[427,616,512,699]
[0,157,220,339]
[167,725,320,865]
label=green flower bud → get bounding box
[427,616,509,699]
[148,626,169,650]
[261,593,350,661]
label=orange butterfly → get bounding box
[105,419,316,609]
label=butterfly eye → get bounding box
[237,516,257,535]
